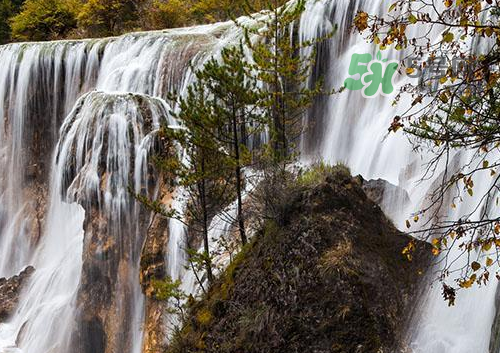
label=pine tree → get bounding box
[191,45,264,245]
[241,0,333,168]
[169,79,228,285]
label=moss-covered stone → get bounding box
[168,166,430,353]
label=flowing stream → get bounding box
[0,1,498,352]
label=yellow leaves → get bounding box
[439,89,451,103]
[471,261,481,272]
[483,240,493,252]
[408,14,417,24]
[485,27,494,38]
[354,11,369,32]
[406,67,415,75]
[402,240,416,261]
[443,32,455,43]
[459,274,476,289]
[483,160,490,169]
[431,238,441,256]
[474,2,482,15]
[414,215,420,223]
[486,257,494,267]
[463,176,474,197]
[389,116,403,133]
[444,0,453,7]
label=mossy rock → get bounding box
[169,165,430,353]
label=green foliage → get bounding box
[151,276,185,301]
[0,0,291,43]
[170,44,264,249]
[298,162,351,186]
[151,276,189,317]
[0,0,14,43]
[77,0,139,36]
[242,0,334,168]
[145,0,190,30]
[10,0,78,41]
[190,0,286,23]
[0,0,25,43]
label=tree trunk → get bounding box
[199,156,213,283]
[232,105,247,245]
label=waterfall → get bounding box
[0,1,498,352]
[299,1,500,352]
[0,24,242,353]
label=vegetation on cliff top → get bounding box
[0,0,288,43]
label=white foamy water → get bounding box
[0,1,498,352]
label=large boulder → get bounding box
[169,166,430,353]
[0,266,35,322]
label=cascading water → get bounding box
[299,1,500,352]
[0,25,243,353]
[0,1,498,352]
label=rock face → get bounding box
[0,266,35,322]
[139,182,173,353]
[360,177,411,220]
[169,167,429,353]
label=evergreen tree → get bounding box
[169,77,230,284]
[171,45,263,249]
[194,45,264,245]
[242,0,332,168]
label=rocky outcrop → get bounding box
[0,266,35,322]
[361,177,409,205]
[64,93,177,353]
[139,184,173,353]
[360,176,411,220]
[168,167,430,353]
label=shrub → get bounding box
[11,0,76,41]
[0,0,13,43]
[145,0,191,30]
[10,0,78,41]
[77,0,139,37]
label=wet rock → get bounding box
[0,266,35,322]
[358,176,411,221]
[140,182,173,353]
[360,177,410,206]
